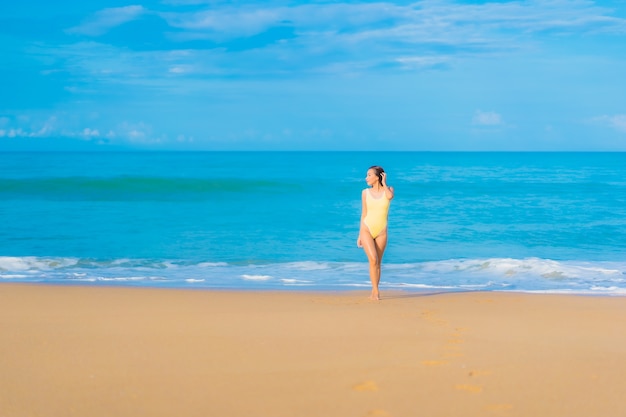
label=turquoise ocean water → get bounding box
[1,151,625,295]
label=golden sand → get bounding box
[1,284,625,417]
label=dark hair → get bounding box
[369,165,385,186]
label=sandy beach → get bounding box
[1,284,625,417]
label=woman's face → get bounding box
[365,169,379,186]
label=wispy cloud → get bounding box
[20,0,619,131]
[67,5,146,36]
[0,113,165,145]
[395,55,451,70]
[592,114,626,133]
[0,116,58,138]
[55,0,623,80]
[35,0,624,89]
[160,1,626,46]
[473,110,504,126]
[5,1,626,150]
[163,7,285,40]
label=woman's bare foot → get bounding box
[369,293,380,301]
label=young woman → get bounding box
[357,166,394,300]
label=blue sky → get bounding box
[1,0,626,151]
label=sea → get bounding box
[1,151,625,295]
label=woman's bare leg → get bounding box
[375,230,388,266]
[373,231,388,299]
[360,230,382,300]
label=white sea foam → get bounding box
[241,274,272,281]
[418,258,624,281]
[280,278,313,284]
[286,261,331,271]
[96,276,146,282]
[393,283,459,289]
[0,274,29,279]
[1,255,626,295]
[0,256,78,271]
[340,283,370,288]
[197,262,228,268]
[589,286,626,295]
[109,258,135,267]
[517,287,626,296]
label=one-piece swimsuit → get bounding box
[363,188,390,239]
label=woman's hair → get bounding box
[369,165,385,186]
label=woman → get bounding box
[357,166,394,300]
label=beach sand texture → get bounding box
[1,284,625,417]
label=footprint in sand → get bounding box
[442,337,465,358]
[468,369,493,377]
[365,410,392,417]
[420,310,450,326]
[352,380,379,391]
[455,384,483,393]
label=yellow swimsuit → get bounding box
[363,188,390,239]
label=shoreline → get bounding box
[3,281,626,298]
[2,283,625,417]
[3,256,626,296]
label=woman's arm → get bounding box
[360,189,368,222]
[381,173,394,200]
[357,189,367,247]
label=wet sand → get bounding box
[1,284,625,417]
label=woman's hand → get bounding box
[381,172,394,200]
[357,235,363,248]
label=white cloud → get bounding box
[82,128,100,137]
[472,110,504,126]
[176,134,194,143]
[169,66,189,74]
[161,1,625,44]
[0,113,163,145]
[116,121,166,144]
[164,8,282,40]
[67,5,146,36]
[161,0,209,4]
[35,0,625,84]
[395,56,451,70]
[9,129,23,138]
[36,116,58,136]
[143,0,626,79]
[0,116,57,138]
[0,128,25,138]
[592,114,626,133]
